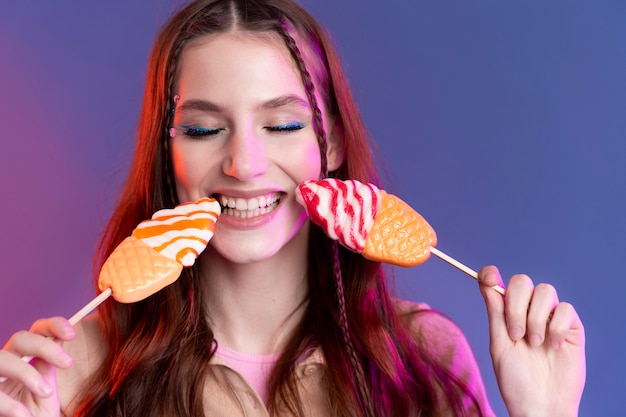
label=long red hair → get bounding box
[72,1,484,416]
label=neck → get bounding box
[200,229,310,355]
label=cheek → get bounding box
[170,140,211,199]
[291,139,323,179]
[170,141,190,186]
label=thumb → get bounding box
[478,266,508,351]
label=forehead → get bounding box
[174,31,301,91]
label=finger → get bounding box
[0,389,34,417]
[526,283,559,347]
[547,301,585,349]
[4,330,73,370]
[478,266,508,341]
[0,349,54,399]
[478,265,504,288]
[503,274,535,341]
[29,317,75,342]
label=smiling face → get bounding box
[169,31,339,264]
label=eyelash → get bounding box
[266,122,305,132]
[179,121,305,138]
[181,126,222,137]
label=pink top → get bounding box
[214,345,280,405]
[58,300,496,416]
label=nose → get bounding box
[222,130,269,181]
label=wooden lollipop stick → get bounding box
[429,247,506,295]
[67,288,111,325]
[0,289,113,383]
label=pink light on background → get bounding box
[0,1,169,331]
[0,21,95,333]
[1,1,625,416]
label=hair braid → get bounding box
[332,242,376,417]
[275,24,329,178]
[276,16,374,417]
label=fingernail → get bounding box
[509,326,524,340]
[61,354,73,367]
[63,324,76,338]
[551,339,561,350]
[39,380,53,396]
[485,272,496,283]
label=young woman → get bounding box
[0,0,585,416]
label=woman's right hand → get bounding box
[0,317,75,417]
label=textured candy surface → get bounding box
[297,179,437,267]
[98,197,220,303]
[362,191,437,267]
[98,236,183,303]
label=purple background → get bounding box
[1,1,624,415]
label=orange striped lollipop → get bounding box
[98,197,220,303]
[0,198,221,375]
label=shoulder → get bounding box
[394,298,471,359]
[394,298,478,372]
[393,298,495,416]
[57,313,106,412]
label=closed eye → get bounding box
[181,125,223,137]
[265,121,305,133]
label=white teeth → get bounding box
[235,198,247,210]
[218,193,281,218]
[248,197,259,210]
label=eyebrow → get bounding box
[259,94,310,111]
[176,95,310,114]
[177,99,223,113]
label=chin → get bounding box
[208,231,284,263]
[208,218,309,265]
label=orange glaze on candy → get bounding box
[132,218,217,264]
[174,246,199,265]
[131,198,220,267]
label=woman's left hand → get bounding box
[478,265,585,417]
